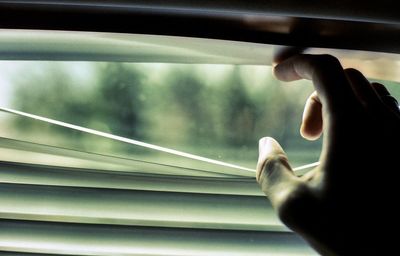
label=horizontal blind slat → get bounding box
[0,139,316,255]
[0,220,316,256]
[0,137,241,178]
[0,161,260,196]
[0,183,283,231]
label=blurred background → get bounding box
[0,61,399,170]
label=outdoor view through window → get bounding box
[0,61,320,174]
[0,61,398,176]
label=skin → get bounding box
[256,54,400,255]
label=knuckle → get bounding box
[343,67,361,75]
[319,54,340,64]
[314,54,341,68]
[262,154,289,177]
[371,82,390,95]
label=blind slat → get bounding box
[0,161,260,196]
[0,138,315,255]
[0,220,315,256]
[0,182,283,232]
[0,137,245,178]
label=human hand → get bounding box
[256,54,400,255]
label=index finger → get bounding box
[274,54,358,113]
[273,46,306,65]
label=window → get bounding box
[1,30,399,255]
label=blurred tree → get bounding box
[162,67,215,146]
[9,62,321,164]
[252,76,312,148]
[219,66,257,146]
[12,64,90,143]
[93,63,147,140]
[11,62,148,152]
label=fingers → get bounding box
[371,82,390,96]
[256,137,299,202]
[273,46,306,65]
[299,68,398,138]
[300,91,323,140]
[257,137,315,229]
[344,68,382,110]
[371,82,400,115]
[342,69,399,115]
[274,54,358,113]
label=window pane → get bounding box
[0,62,320,174]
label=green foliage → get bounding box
[163,67,216,144]
[219,67,257,146]
[11,63,148,151]
[12,64,90,141]
[93,63,147,139]
[10,62,321,163]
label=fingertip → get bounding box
[300,124,322,141]
[256,136,295,192]
[258,137,284,155]
[300,91,323,141]
[273,62,290,81]
[273,57,304,82]
[257,137,287,180]
[273,62,288,81]
[258,137,274,162]
[273,46,306,65]
[258,137,279,181]
[371,82,390,96]
[258,137,270,151]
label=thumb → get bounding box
[256,137,297,198]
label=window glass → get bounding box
[0,61,398,174]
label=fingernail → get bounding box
[258,137,270,154]
[258,137,275,162]
[259,137,285,159]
